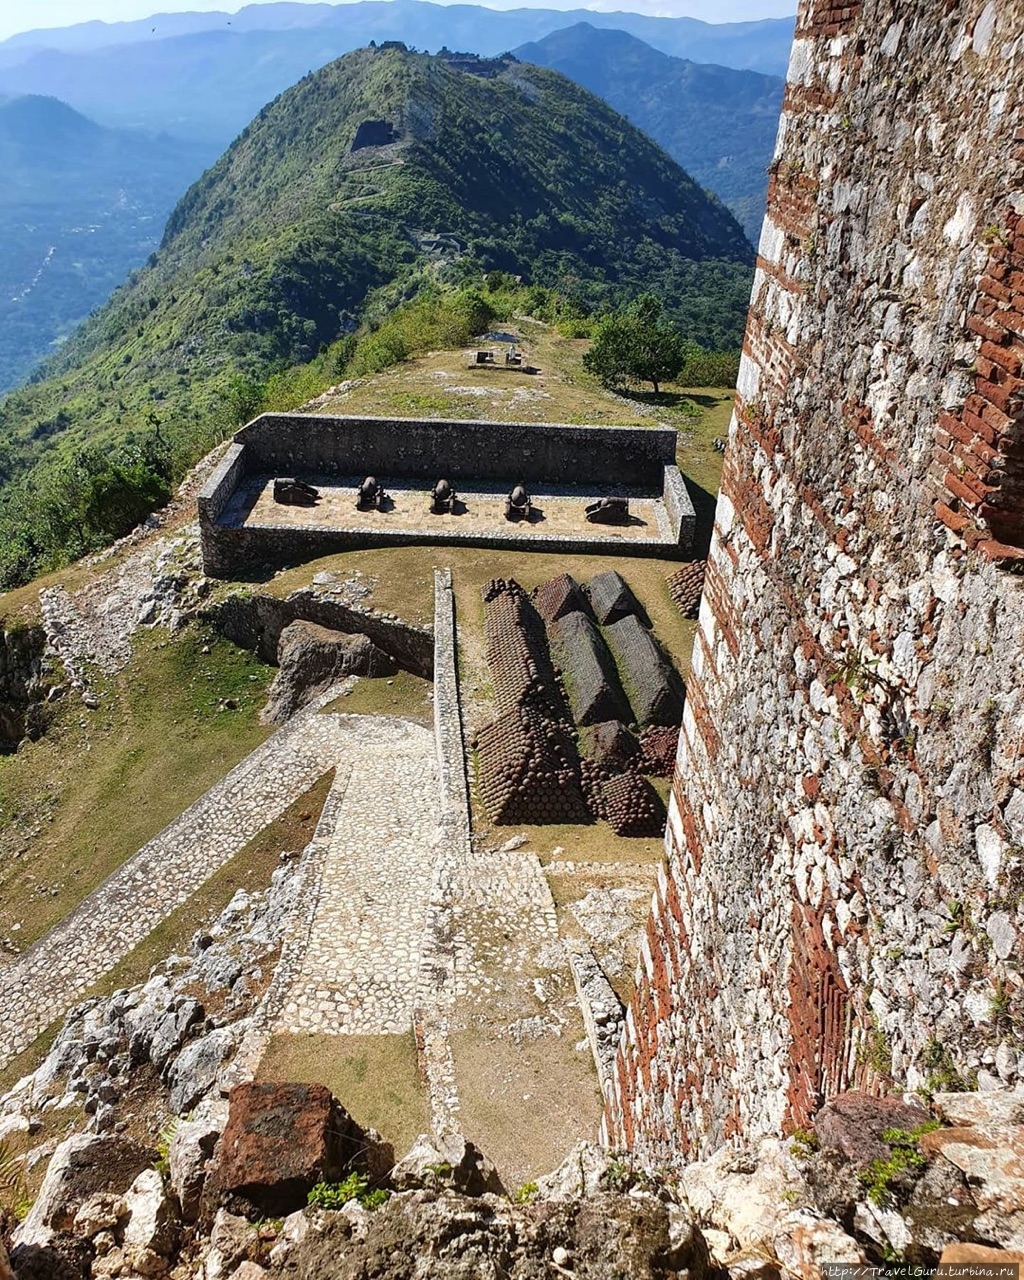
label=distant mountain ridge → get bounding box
[0,45,753,574]
[0,2,795,143]
[515,23,784,243]
[0,94,213,394]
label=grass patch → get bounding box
[0,1019,63,1097]
[321,670,433,724]
[256,1032,428,1160]
[0,625,273,949]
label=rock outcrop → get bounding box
[261,621,397,723]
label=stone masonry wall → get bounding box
[608,0,1024,1166]
[234,413,676,488]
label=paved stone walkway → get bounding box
[274,720,443,1036]
[0,708,353,1069]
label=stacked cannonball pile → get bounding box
[482,578,553,716]
[596,772,667,837]
[638,725,680,777]
[667,561,707,619]
[532,572,587,624]
[477,708,588,825]
[583,719,641,774]
[587,570,644,626]
[604,614,685,728]
[477,578,589,825]
[547,610,630,727]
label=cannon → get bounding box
[430,478,457,514]
[355,475,387,510]
[584,496,630,525]
[505,484,532,521]
[273,477,319,506]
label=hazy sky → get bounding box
[0,0,797,43]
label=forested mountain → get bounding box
[0,4,795,143]
[0,45,754,585]
[515,24,784,244]
[0,94,214,393]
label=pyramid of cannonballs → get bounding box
[587,570,645,625]
[532,572,588,624]
[667,561,707,619]
[604,613,685,728]
[477,579,589,825]
[596,771,667,837]
[637,724,680,777]
[547,610,631,727]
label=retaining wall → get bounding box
[197,416,696,577]
[609,0,1024,1166]
[232,413,676,487]
[213,588,434,679]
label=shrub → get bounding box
[307,1173,390,1211]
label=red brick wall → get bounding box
[607,0,1024,1163]
[933,210,1024,563]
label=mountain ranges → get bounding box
[0,93,214,394]
[0,3,794,145]
[514,24,784,245]
[0,45,755,585]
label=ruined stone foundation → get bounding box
[608,0,1024,1164]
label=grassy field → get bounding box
[257,1031,430,1162]
[321,668,433,724]
[0,624,273,950]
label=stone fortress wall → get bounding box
[198,414,695,576]
[608,0,1024,1164]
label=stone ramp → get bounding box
[273,721,443,1037]
[0,710,362,1069]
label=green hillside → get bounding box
[514,25,784,244]
[0,44,753,588]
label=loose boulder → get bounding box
[169,1097,228,1223]
[203,1081,365,1220]
[122,1168,178,1275]
[262,621,397,723]
[814,1091,932,1170]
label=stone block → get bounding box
[813,1091,932,1170]
[203,1081,364,1219]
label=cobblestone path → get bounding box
[0,709,354,1069]
[274,719,443,1036]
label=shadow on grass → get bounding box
[618,389,699,412]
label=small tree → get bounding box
[583,293,686,395]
